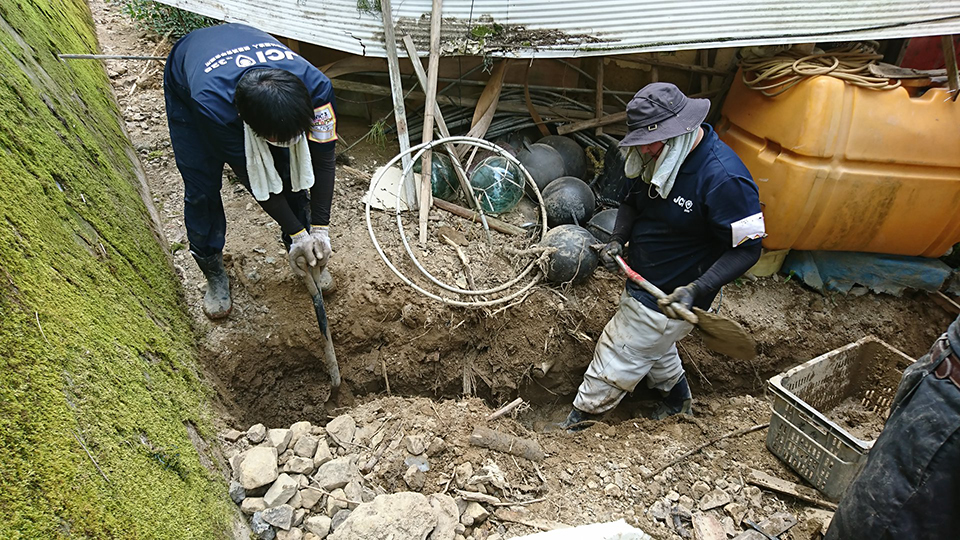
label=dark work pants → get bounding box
[163,65,308,258]
[825,336,960,540]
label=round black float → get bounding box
[542,176,596,228]
[538,135,587,179]
[586,208,618,243]
[540,225,599,285]
[517,143,565,193]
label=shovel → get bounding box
[301,269,341,388]
[612,255,757,361]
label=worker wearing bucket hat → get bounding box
[562,83,766,430]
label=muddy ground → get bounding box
[89,2,954,538]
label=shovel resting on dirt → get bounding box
[301,269,341,388]
[612,255,757,361]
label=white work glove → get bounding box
[309,225,332,269]
[287,229,323,277]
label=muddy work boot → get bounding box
[559,407,596,432]
[651,374,693,420]
[192,252,232,319]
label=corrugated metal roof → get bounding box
[155,0,960,58]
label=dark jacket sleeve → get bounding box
[309,140,336,227]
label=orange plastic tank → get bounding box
[716,71,960,257]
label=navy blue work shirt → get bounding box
[622,124,763,312]
[165,23,338,166]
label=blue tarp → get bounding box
[781,251,953,295]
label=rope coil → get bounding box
[740,46,901,97]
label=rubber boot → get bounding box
[192,252,232,320]
[651,374,693,420]
[559,407,595,432]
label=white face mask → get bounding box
[266,133,303,148]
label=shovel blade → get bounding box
[693,307,757,360]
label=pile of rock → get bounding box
[223,415,517,540]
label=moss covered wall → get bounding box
[0,1,230,537]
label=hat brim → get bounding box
[619,97,710,147]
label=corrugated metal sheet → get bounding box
[155,0,960,58]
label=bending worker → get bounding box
[825,313,960,539]
[562,83,765,429]
[164,23,337,319]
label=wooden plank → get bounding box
[469,426,545,461]
[380,0,416,208]
[942,35,959,100]
[930,291,960,315]
[557,88,721,135]
[692,513,726,540]
[418,0,444,243]
[611,53,729,76]
[433,198,525,236]
[745,469,838,510]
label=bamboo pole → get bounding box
[380,0,417,208]
[595,57,604,136]
[419,0,444,243]
[942,35,959,101]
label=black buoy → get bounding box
[542,177,596,228]
[538,135,587,179]
[540,225,599,285]
[586,208,618,243]
[518,143,565,193]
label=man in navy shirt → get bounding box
[562,83,764,429]
[164,23,338,319]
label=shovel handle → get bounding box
[614,255,699,325]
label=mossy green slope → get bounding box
[0,1,230,537]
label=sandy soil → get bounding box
[88,2,955,537]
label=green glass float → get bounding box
[468,156,525,214]
[413,152,459,202]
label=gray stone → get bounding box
[692,480,712,500]
[264,474,299,508]
[325,415,357,448]
[284,457,316,475]
[666,490,681,502]
[700,489,732,511]
[294,435,319,458]
[721,516,738,538]
[724,502,748,525]
[330,509,351,531]
[403,465,426,491]
[462,501,489,524]
[289,421,312,446]
[288,490,303,510]
[262,504,295,530]
[648,500,669,521]
[405,435,427,455]
[229,480,246,504]
[276,529,303,540]
[305,515,332,538]
[426,437,446,457]
[329,492,436,540]
[241,497,267,515]
[679,495,696,510]
[240,447,280,490]
[453,462,473,489]
[428,493,459,540]
[224,429,244,442]
[604,484,622,497]
[248,423,267,443]
[327,488,348,517]
[716,478,730,490]
[303,534,320,540]
[278,449,294,466]
[266,428,293,454]
[743,486,763,508]
[343,481,363,510]
[251,511,276,540]
[229,453,244,481]
[313,439,333,467]
[300,487,323,510]
[293,508,307,528]
[314,456,360,491]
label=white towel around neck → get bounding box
[640,130,698,199]
[243,122,314,201]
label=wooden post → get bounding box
[595,57,604,136]
[418,0,444,243]
[942,35,959,101]
[380,0,416,208]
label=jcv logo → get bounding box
[673,195,694,213]
[235,48,297,68]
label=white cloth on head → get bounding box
[573,291,694,414]
[628,130,698,199]
[243,122,314,202]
